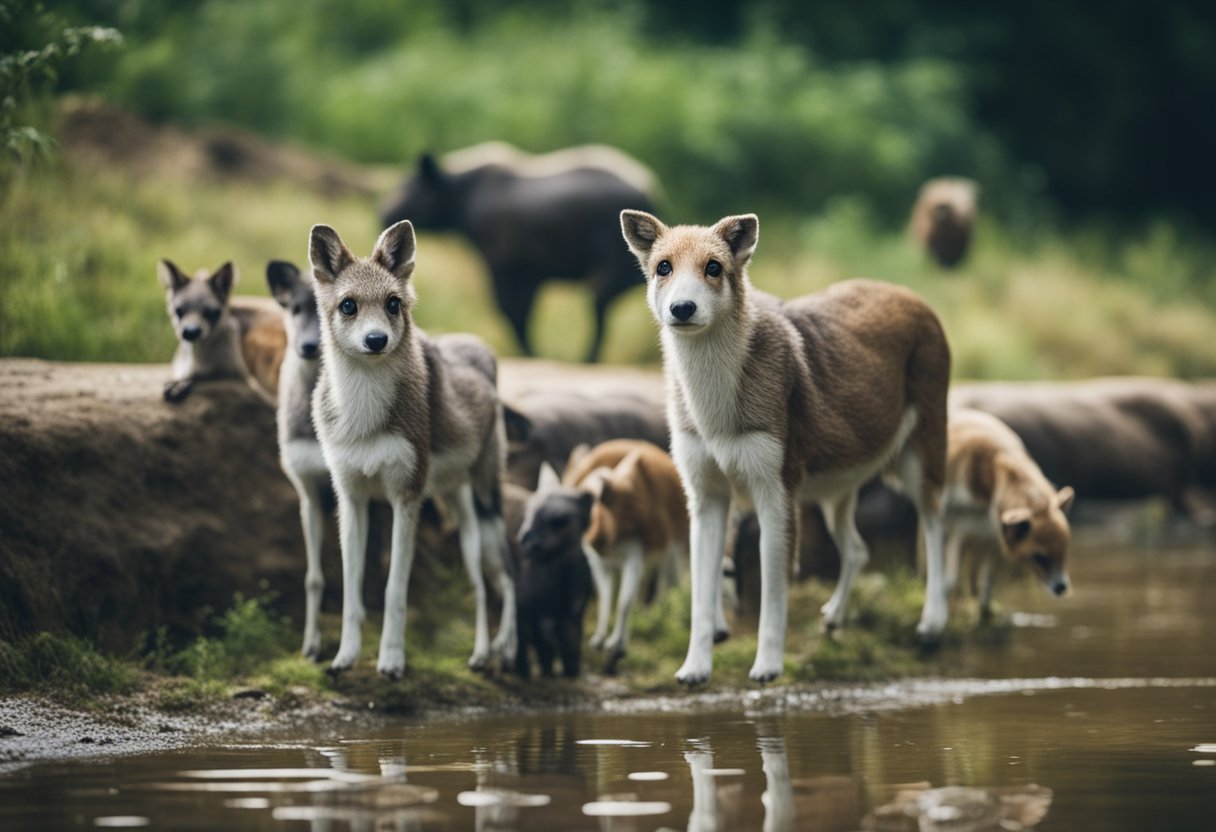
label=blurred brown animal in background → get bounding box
[944,408,1074,617]
[910,177,979,269]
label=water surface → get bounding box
[2,539,1213,831]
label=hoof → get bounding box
[713,629,730,645]
[588,634,606,651]
[603,648,625,676]
[378,665,405,681]
[302,647,323,663]
[468,653,492,674]
[819,618,840,636]
[675,664,711,686]
[749,669,781,685]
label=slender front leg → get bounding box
[583,543,613,649]
[481,515,518,663]
[751,490,794,682]
[977,548,997,620]
[944,527,964,597]
[330,487,370,672]
[452,485,492,670]
[675,493,730,685]
[603,540,645,673]
[296,476,326,660]
[377,498,420,678]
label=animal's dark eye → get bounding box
[386,296,401,316]
[656,260,672,277]
[291,304,302,315]
[339,298,357,316]
[202,307,221,323]
[705,260,722,277]
[1032,553,1051,572]
[174,306,186,319]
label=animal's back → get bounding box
[566,439,688,551]
[230,296,286,397]
[779,279,950,475]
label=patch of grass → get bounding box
[5,150,1215,376]
[153,678,227,712]
[0,632,137,701]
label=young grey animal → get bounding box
[159,259,285,402]
[621,210,952,685]
[380,143,658,362]
[514,464,594,679]
[266,259,330,659]
[309,220,516,677]
[159,259,246,402]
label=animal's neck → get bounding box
[663,299,753,437]
[324,329,421,440]
[992,454,1048,514]
[194,315,242,375]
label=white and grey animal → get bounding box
[308,219,516,677]
[266,259,330,659]
[621,210,953,685]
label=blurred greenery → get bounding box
[4,153,1215,375]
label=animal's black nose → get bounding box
[182,325,202,341]
[364,332,388,352]
[1052,579,1069,596]
[670,301,697,322]
[301,342,319,359]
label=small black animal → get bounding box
[380,143,659,362]
[513,466,594,679]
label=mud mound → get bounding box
[55,97,392,197]
[0,360,305,652]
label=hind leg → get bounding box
[451,485,493,670]
[819,489,868,632]
[898,448,949,639]
[481,515,518,663]
[603,541,644,673]
[295,475,327,660]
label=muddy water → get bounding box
[2,539,1214,831]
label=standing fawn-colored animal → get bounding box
[308,220,516,677]
[563,439,721,673]
[621,210,952,684]
[944,408,1074,616]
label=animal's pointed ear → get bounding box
[372,220,417,282]
[576,491,595,529]
[209,261,236,302]
[711,214,759,263]
[309,224,354,284]
[537,461,561,493]
[418,152,443,184]
[566,443,591,472]
[1055,486,1076,516]
[266,260,300,307]
[502,404,532,444]
[620,210,667,264]
[157,259,190,291]
[1000,507,1033,544]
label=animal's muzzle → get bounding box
[182,325,202,342]
[364,332,389,353]
[300,342,320,359]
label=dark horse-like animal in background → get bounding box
[380,142,660,362]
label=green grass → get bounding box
[0,632,137,702]
[3,153,1215,376]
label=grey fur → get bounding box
[310,221,516,676]
[159,259,246,402]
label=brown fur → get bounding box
[230,296,286,398]
[564,439,688,557]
